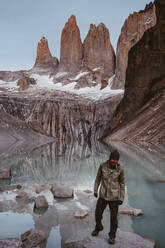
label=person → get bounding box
[91,150,125,244]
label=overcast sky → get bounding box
[0,0,151,71]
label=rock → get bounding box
[35,185,48,194]
[0,184,22,192]
[0,92,122,143]
[105,0,165,146]
[83,23,115,76]
[34,36,59,71]
[16,192,29,202]
[51,183,74,199]
[17,77,36,91]
[0,166,11,179]
[112,2,156,89]
[60,15,83,71]
[34,195,49,209]
[119,205,144,216]
[0,70,26,82]
[0,238,21,248]
[21,228,47,248]
[153,179,165,183]
[74,209,89,219]
[83,190,93,194]
[64,228,155,248]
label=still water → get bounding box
[0,140,165,247]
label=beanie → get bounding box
[109,150,120,161]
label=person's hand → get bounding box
[94,192,98,198]
[118,200,123,205]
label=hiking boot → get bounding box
[108,237,115,244]
[91,226,103,236]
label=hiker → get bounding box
[91,150,125,244]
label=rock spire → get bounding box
[34,36,59,70]
[83,23,115,76]
[59,15,83,71]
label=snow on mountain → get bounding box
[0,74,124,101]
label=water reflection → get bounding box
[0,140,164,248]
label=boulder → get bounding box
[0,184,22,192]
[119,205,144,216]
[17,77,36,91]
[64,228,155,248]
[0,238,21,248]
[34,195,49,209]
[0,166,11,179]
[35,185,48,194]
[74,209,89,219]
[51,183,74,199]
[15,192,29,202]
[21,229,47,248]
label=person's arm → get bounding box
[94,165,102,196]
[119,168,125,202]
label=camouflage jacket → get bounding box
[94,160,125,201]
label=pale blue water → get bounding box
[0,141,164,247]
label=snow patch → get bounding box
[0,74,124,101]
[55,72,68,78]
[0,80,18,91]
[75,201,89,210]
[70,71,89,81]
[31,74,124,101]
[93,67,101,72]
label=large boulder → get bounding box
[17,77,36,91]
[0,238,21,248]
[0,166,11,179]
[51,183,74,199]
[34,195,49,209]
[64,228,155,248]
[21,229,47,248]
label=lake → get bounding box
[0,140,164,248]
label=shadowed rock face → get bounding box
[34,36,59,71]
[59,15,83,72]
[105,0,165,146]
[83,23,115,76]
[112,2,156,89]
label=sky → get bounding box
[0,0,151,71]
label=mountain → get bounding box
[83,23,115,76]
[112,2,156,89]
[104,0,165,147]
[34,36,59,72]
[59,15,83,72]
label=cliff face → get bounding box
[0,92,122,144]
[83,23,115,76]
[112,2,156,89]
[105,0,165,146]
[59,15,83,72]
[34,36,59,71]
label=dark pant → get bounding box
[95,197,119,238]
